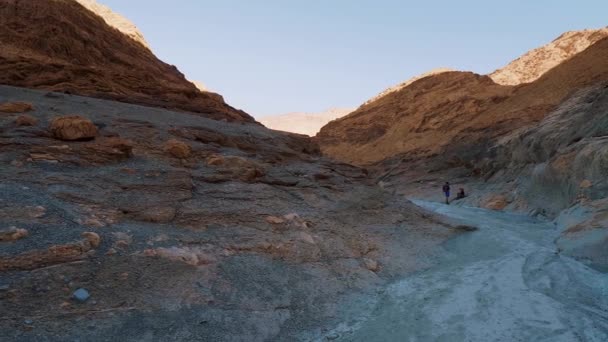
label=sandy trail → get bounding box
[320,200,608,341]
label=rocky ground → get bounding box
[0,85,464,341]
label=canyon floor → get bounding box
[316,200,608,342]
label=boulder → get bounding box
[164,139,191,158]
[81,232,101,248]
[49,115,98,141]
[0,101,33,113]
[15,114,38,126]
[0,227,28,242]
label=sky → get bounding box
[102,0,607,118]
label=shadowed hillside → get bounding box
[0,0,253,122]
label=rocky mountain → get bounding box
[490,27,608,85]
[318,35,608,165]
[259,108,353,136]
[363,68,454,106]
[0,0,252,122]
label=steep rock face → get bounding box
[0,0,253,122]
[474,84,608,269]
[318,37,608,165]
[260,108,353,136]
[75,0,149,49]
[490,27,608,85]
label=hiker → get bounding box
[455,188,466,200]
[442,182,450,204]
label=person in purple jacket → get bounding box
[442,182,451,204]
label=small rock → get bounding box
[265,216,285,224]
[579,179,592,188]
[453,225,478,232]
[10,160,24,167]
[83,217,104,228]
[363,258,380,272]
[326,333,340,340]
[23,319,33,325]
[164,139,192,159]
[283,213,300,221]
[31,206,46,218]
[81,232,101,248]
[15,114,38,126]
[72,288,90,302]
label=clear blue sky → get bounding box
[102,0,607,118]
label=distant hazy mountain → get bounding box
[260,108,354,136]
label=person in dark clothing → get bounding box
[442,182,450,204]
[456,188,466,200]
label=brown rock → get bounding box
[164,139,191,159]
[206,155,266,182]
[50,116,98,141]
[134,206,176,223]
[580,179,592,188]
[0,227,29,242]
[484,195,509,211]
[15,114,38,126]
[81,232,101,248]
[0,101,33,113]
[0,239,94,271]
[265,216,285,224]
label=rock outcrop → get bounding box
[0,0,253,123]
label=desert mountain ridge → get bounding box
[259,107,353,136]
[353,26,608,107]
[318,28,608,165]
